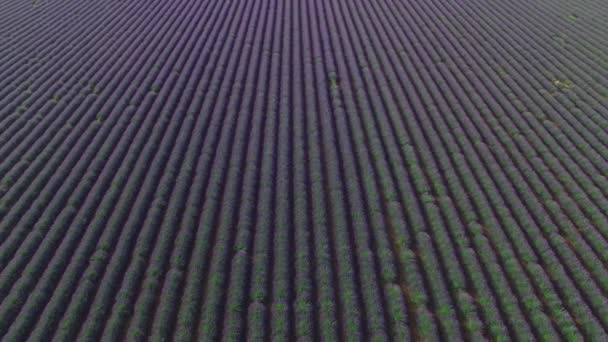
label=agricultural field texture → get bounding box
[0,0,607,340]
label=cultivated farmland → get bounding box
[0,0,607,340]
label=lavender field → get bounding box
[0,0,607,340]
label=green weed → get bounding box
[566,14,578,23]
[496,67,508,77]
